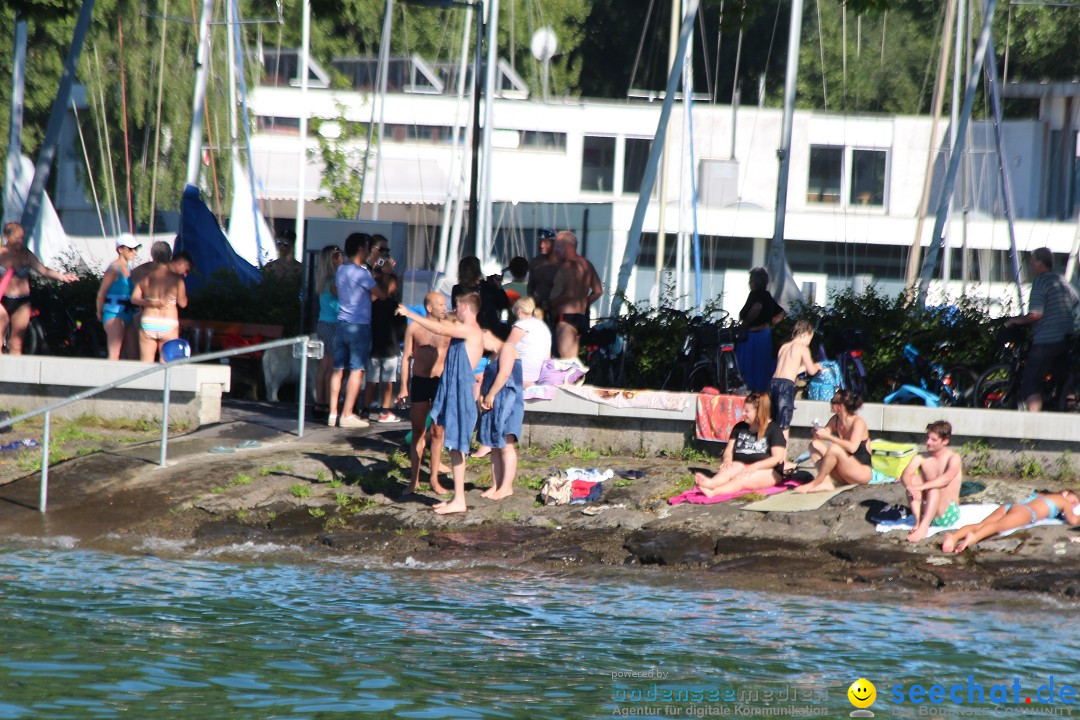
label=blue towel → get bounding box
[735,327,775,392]
[477,358,524,449]
[430,338,478,454]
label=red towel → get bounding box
[571,479,596,499]
[695,393,746,442]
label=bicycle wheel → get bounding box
[942,366,979,406]
[687,363,718,393]
[974,363,1018,409]
[1058,371,1080,412]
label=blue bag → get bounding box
[807,360,842,401]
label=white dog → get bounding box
[262,341,318,402]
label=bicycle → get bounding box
[972,325,1071,411]
[661,313,747,393]
[582,320,627,388]
[884,343,978,407]
[17,287,105,358]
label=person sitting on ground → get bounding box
[477,330,524,502]
[769,320,821,442]
[313,245,342,420]
[396,292,484,515]
[130,251,193,363]
[503,256,530,305]
[97,235,141,361]
[692,393,786,498]
[0,221,78,355]
[794,389,872,493]
[901,420,964,543]
[398,292,451,495]
[941,489,1080,553]
[126,240,173,359]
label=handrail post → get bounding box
[297,338,308,438]
[39,410,50,513]
[159,365,171,467]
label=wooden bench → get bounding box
[178,319,285,398]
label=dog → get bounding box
[262,340,318,403]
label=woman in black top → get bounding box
[795,389,873,493]
[693,393,787,498]
[735,267,786,392]
[451,256,510,339]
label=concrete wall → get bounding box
[0,357,231,428]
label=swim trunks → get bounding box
[768,377,796,430]
[410,375,441,404]
[558,313,590,336]
[930,501,960,528]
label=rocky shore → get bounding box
[1,404,1078,598]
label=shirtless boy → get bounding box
[902,420,964,543]
[548,231,602,359]
[397,292,451,494]
[130,251,192,362]
[769,320,820,441]
[396,293,484,515]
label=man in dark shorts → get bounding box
[1006,247,1074,412]
[397,292,450,493]
[548,231,603,359]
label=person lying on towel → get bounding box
[942,489,1080,553]
[694,393,786,498]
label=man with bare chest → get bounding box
[548,231,603,359]
[398,292,451,493]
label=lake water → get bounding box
[0,545,1075,719]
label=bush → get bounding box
[184,269,302,336]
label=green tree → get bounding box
[311,103,368,220]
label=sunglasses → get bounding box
[376,246,389,253]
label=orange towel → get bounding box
[695,393,745,442]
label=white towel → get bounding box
[875,503,1065,537]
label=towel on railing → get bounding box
[695,393,745,442]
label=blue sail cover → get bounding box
[177,184,261,293]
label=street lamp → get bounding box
[399,0,484,254]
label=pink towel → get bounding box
[668,479,800,505]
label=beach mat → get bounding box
[669,480,798,506]
[742,484,855,512]
[875,503,1065,537]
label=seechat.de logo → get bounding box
[848,678,877,717]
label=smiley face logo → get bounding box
[848,678,877,709]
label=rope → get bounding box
[70,100,107,238]
[117,19,135,232]
[627,0,657,96]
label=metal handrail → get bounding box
[0,334,318,513]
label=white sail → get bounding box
[4,154,77,269]
[227,156,273,268]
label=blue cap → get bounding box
[537,228,556,240]
[161,338,191,363]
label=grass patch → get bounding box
[741,492,766,502]
[290,483,311,499]
[349,497,380,512]
[672,475,695,493]
[335,493,351,507]
[677,444,713,463]
[500,511,520,520]
[268,463,292,473]
[308,507,326,518]
[324,516,347,530]
[632,447,650,459]
[547,438,577,458]
[611,479,636,488]
[388,450,409,470]
[417,528,429,538]
[315,469,329,483]
[233,473,253,486]
[328,478,343,489]
[577,446,602,462]
[52,424,105,444]
[958,440,998,477]
[210,486,226,494]
[358,469,403,496]
[75,445,102,457]
[521,475,545,491]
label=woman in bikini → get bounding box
[96,236,141,360]
[130,252,191,362]
[0,221,77,355]
[795,389,873,493]
[942,489,1080,553]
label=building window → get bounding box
[807,146,843,204]
[623,138,651,193]
[520,130,566,151]
[851,149,887,206]
[581,136,616,192]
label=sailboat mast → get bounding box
[295,0,311,261]
[477,0,500,262]
[4,17,27,224]
[653,0,682,304]
[371,0,395,220]
[186,0,215,188]
[765,0,804,305]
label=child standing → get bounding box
[769,320,821,441]
[396,293,484,515]
[478,332,524,501]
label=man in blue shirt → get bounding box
[328,232,388,428]
[1007,247,1074,411]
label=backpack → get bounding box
[540,474,573,506]
[807,360,842,401]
